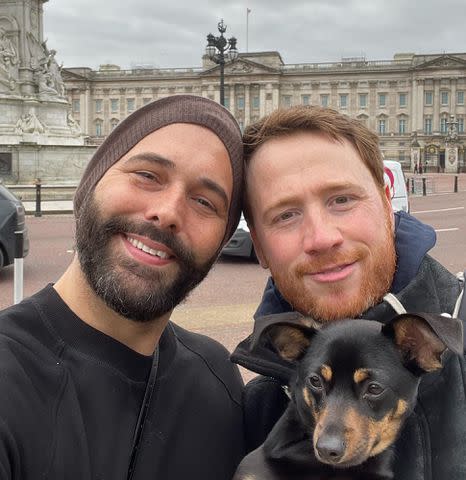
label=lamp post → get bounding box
[205,20,238,106]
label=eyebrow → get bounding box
[124,152,229,212]
[262,182,366,218]
[123,152,175,169]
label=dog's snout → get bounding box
[315,434,345,463]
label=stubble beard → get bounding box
[270,207,397,323]
[75,194,216,323]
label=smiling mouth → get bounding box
[125,235,173,259]
[306,262,356,283]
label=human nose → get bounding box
[302,208,344,254]
[143,186,184,232]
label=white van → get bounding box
[383,160,410,213]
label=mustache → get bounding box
[294,248,364,276]
[101,216,194,264]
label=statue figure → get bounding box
[35,69,58,96]
[67,112,81,136]
[15,112,46,134]
[0,27,17,68]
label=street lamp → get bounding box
[205,19,238,106]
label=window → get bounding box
[440,116,448,133]
[143,97,152,105]
[282,95,292,107]
[110,99,119,113]
[398,151,406,162]
[320,94,329,107]
[458,117,464,133]
[127,98,135,112]
[95,99,102,113]
[378,93,386,107]
[441,91,449,106]
[252,96,260,109]
[457,91,464,105]
[237,96,245,110]
[111,119,119,130]
[425,91,433,105]
[339,94,348,108]
[424,117,432,134]
[224,97,230,109]
[95,122,102,137]
[72,99,80,113]
[301,95,310,105]
[399,118,407,134]
[378,119,386,135]
[359,94,367,108]
[399,93,407,107]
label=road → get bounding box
[1,191,465,380]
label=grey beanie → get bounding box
[74,95,243,245]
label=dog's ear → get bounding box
[382,313,463,373]
[251,312,319,362]
[265,323,317,362]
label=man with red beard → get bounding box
[231,106,466,479]
[0,96,245,479]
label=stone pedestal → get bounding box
[410,147,421,173]
[445,146,459,173]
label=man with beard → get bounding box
[231,106,466,479]
[0,96,245,480]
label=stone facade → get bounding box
[64,50,466,173]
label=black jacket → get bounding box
[232,213,465,480]
[0,285,245,479]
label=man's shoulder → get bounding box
[169,322,243,403]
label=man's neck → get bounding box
[53,257,170,356]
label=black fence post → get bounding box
[411,177,415,194]
[454,175,458,193]
[34,179,42,217]
[422,177,427,196]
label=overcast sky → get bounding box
[43,0,465,70]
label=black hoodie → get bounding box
[231,212,466,480]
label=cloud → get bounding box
[42,0,466,69]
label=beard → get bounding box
[75,194,216,322]
[270,204,396,323]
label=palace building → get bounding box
[63,50,466,173]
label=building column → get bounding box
[272,83,280,110]
[244,84,251,127]
[259,84,266,117]
[433,80,440,132]
[416,80,424,132]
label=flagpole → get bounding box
[246,8,251,52]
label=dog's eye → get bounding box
[366,382,384,396]
[308,375,323,390]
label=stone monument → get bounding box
[444,115,460,173]
[0,0,94,184]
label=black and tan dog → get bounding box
[234,313,463,480]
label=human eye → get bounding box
[329,194,356,210]
[134,170,158,181]
[193,196,217,213]
[273,210,297,224]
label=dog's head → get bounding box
[253,313,462,469]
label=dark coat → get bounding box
[232,213,465,480]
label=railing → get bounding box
[6,183,77,216]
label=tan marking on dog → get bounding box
[320,364,332,383]
[270,326,311,361]
[299,317,323,329]
[368,399,408,457]
[341,407,371,463]
[353,368,370,384]
[303,387,318,421]
[313,405,329,446]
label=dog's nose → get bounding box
[315,435,345,463]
